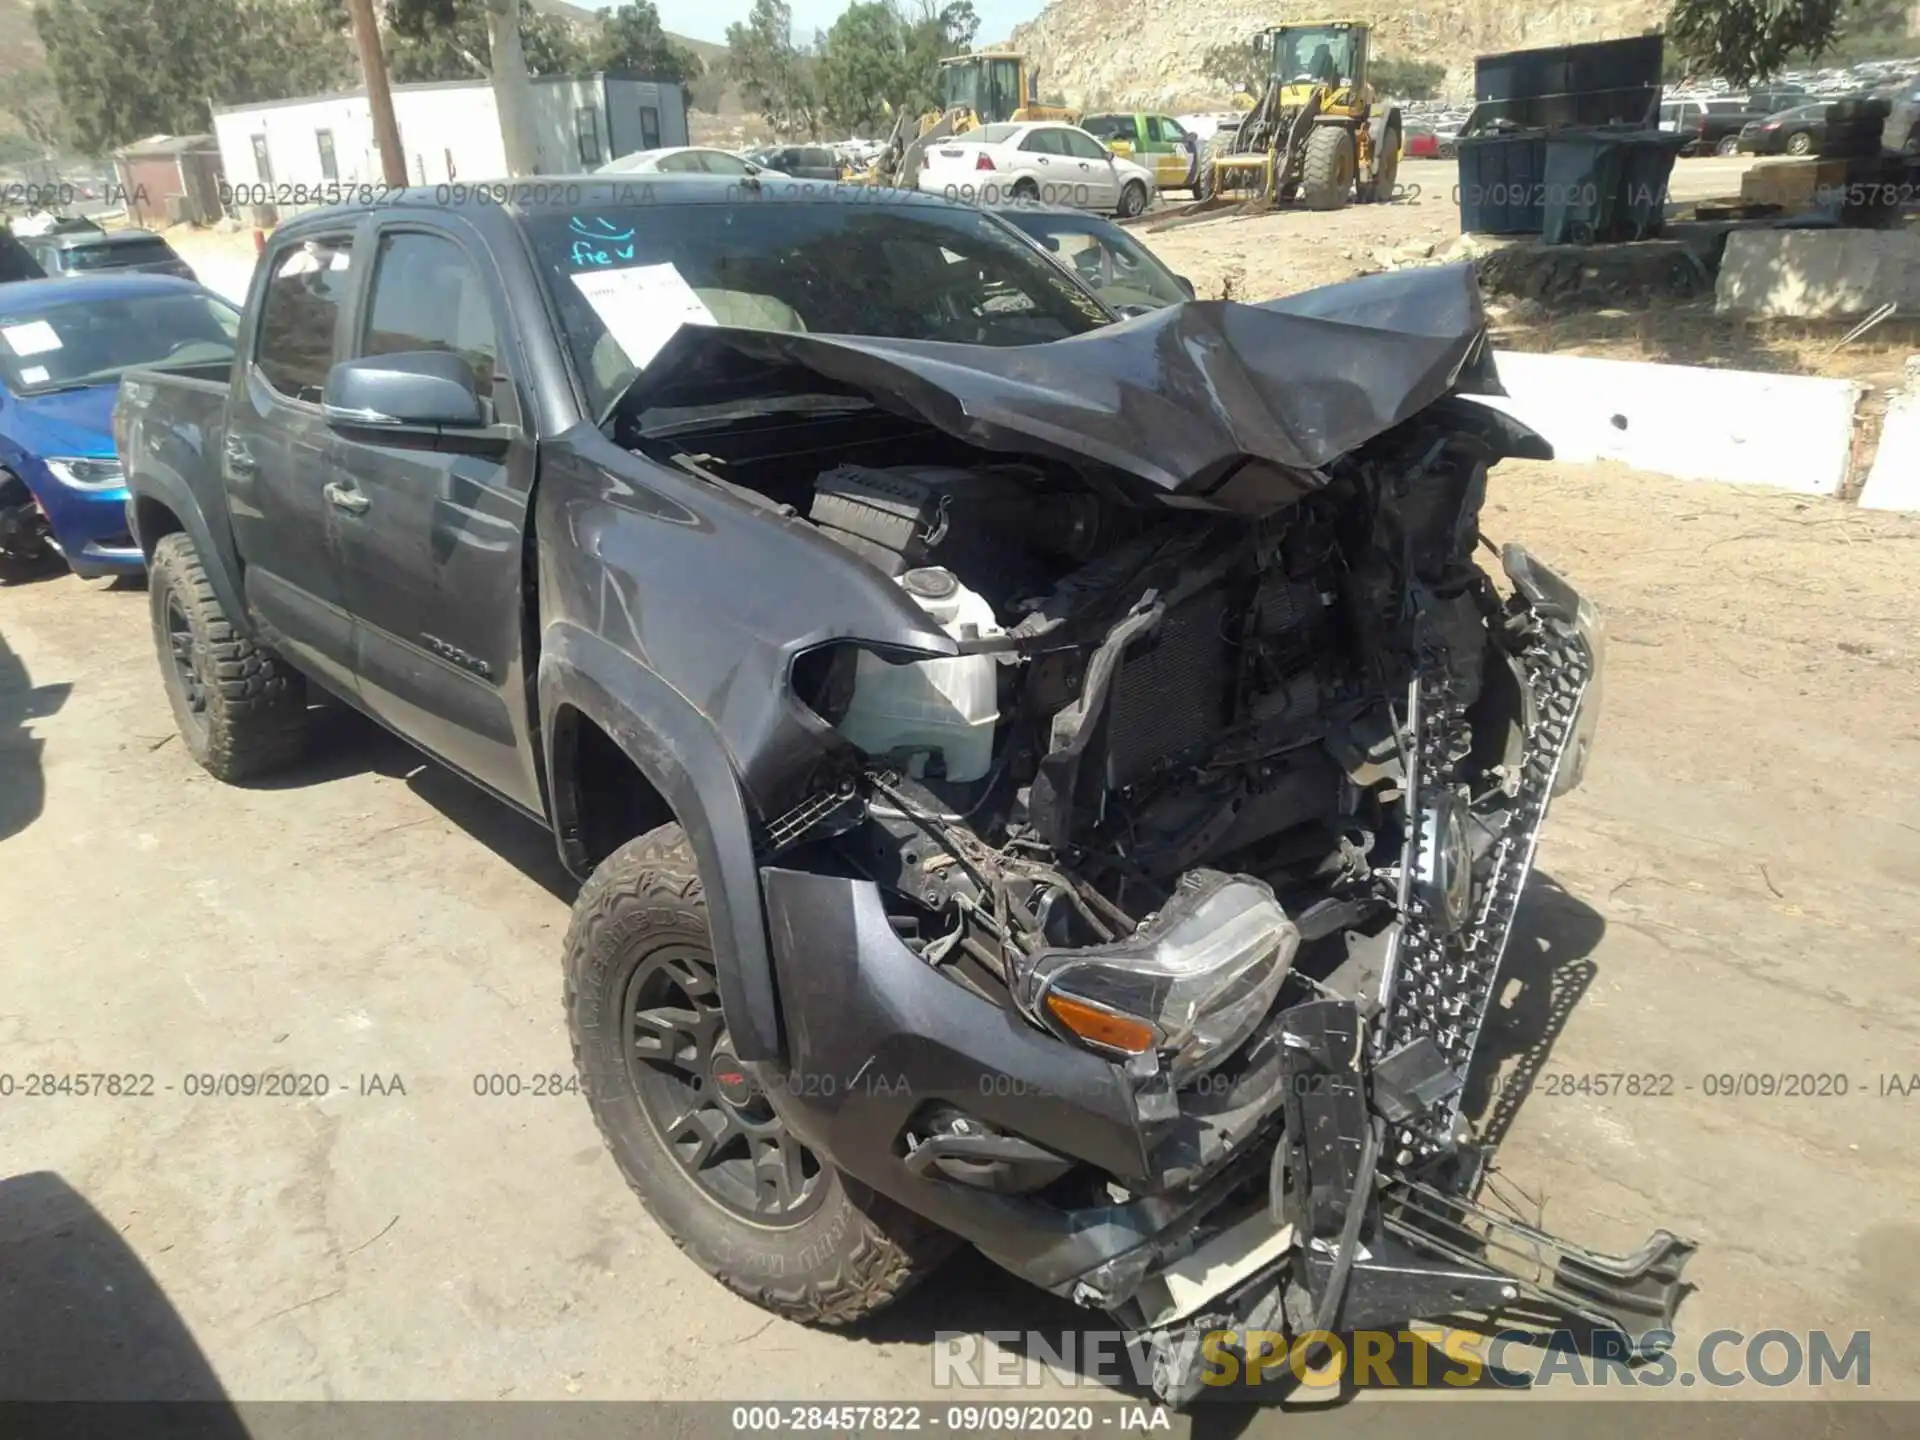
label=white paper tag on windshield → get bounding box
[570,264,714,371]
[2,320,63,356]
[19,365,50,385]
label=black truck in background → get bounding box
[115,178,1690,1402]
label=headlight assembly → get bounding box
[44,457,125,492]
[1017,870,1299,1084]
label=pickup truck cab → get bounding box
[117,178,1683,1399]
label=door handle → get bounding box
[222,436,255,476]
[323,482,370,516]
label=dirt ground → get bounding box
[3,456,1917,1407]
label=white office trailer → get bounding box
[212,73,687,206]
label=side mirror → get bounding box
[1114,302,1157,318]
[323,351,492,442]
[1175,274,1196,299]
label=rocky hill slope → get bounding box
[1008,0,1670,109]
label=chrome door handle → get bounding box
[222,436,255,476]
[323,482,370,516]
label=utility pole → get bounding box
[347,0,408,187]
[484,0,541,177]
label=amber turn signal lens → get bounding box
[1044,993,1155,1055]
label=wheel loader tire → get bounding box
[1196,132,1237,202]
[1301,125,1356,211]
[1362,121,1401,203]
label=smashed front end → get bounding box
[627,267,1690,1401]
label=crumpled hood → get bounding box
[632,262,1507,508]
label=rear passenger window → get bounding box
[358,231,498,389]
[256,234,354,403]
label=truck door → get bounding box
[325,222,543,814]
[227,230,360,695]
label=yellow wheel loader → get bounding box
[866,52,1077,187]
[1198,20,1402,211]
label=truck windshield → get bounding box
[0,289,240,394]
[524,196,1113,420]
[1275,27,1354,86]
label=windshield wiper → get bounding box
[634,393,875,439]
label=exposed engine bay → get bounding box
[616,273,1690,1401]
[712,419,1575,1152]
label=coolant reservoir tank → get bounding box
[838,567,1001,783]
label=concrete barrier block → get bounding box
[1476,350,1862,496]
[1715,228,1920,318]
[1858,361,1920,511]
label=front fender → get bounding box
[538,622,782,1063]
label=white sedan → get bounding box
[596,146,787,178]
[917,123,1157,217]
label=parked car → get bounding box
[992,202,1194,311]
[1403,125,1440,160]
[1736,100,1840,155]
[917,121,1157,216]
[17,227,196,282]
[742,145,845,181]
[1660,96,1769,155]
[1,274,239,577]
[596,146,788,178]
[1077,112,1199,192]
[114,178,1683,1406]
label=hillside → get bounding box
[1008,0,1671,108]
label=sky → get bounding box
[577,0,1048,48]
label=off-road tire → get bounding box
[1785,131,1813,156]
[1116,180,1148,218]
[1715,135,1740,157]
[564,823,955,1324]
[148,531,308,782]
[1301,125,1356,211]
[1361,121,1401,203]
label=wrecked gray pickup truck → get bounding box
[116,180,1690,1401]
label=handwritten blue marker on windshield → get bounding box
[569,215,636,267]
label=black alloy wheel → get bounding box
[624,944,825,1224]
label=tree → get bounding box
[1665,0,1839,85]
[590,1,702,85]
[1199,36,1266,96]
[385,0,587,82]
[814,0,976,135]
[1372,58,1446,101]
[34,0,354,154]
[726,0,817,136]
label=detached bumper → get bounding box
[760,866,1290,1299]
